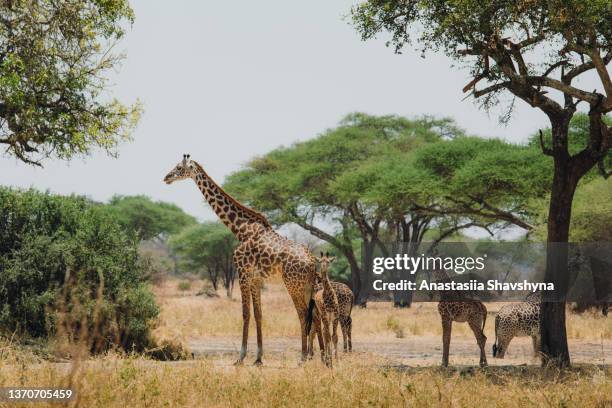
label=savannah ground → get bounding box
[1,278,611,407]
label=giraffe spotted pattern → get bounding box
[164,155,320,365]
[493,292,541,359]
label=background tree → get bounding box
[225,113,461,304]
[0,0,141,165]
[225,113,547,305]
[351,0,612,367]
[105,195,196,275]
[106,195,196,242]
[169,222,238,298]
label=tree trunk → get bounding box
[540,120,577,368]
[393,241,417,308]
[346,253,363,306]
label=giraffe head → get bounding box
[316,252,336,278]
[164,154,197,184]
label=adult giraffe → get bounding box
[164,154,319,365]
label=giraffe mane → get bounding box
[192,161,272,229]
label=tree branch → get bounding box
[598,159,612,180]
[588,50,612,104]
[528,76,602,105]
[539,129,553,156]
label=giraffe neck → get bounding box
[321,268,333,294]
[191,161,271,240]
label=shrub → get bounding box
[386,315,405,338]
[177,281,192,292]
[0,188,159,353]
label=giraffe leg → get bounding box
[307,317,315,359]
[316,318,325,362]
[287,291,309,362]
[340,317,348,352]
[495,336,512,359]
[322,315,332,368]
[332,317,339,360]
[234,275,252,365]
[251,279,264,366]
[468,318,487,367]
[307,312,325,362]
[347,316,352,352]
[441,316,452,367]
[531,335,541,358]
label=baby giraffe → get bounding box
[313,252,339,367]
[307,273,354,362]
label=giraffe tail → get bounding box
[305,298,316,335]
[492,315,499,357]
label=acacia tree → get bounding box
[169,222,238,297]
[225,113,546,305]
[0,1,141,165]
[106,195,196,242]
[224,113,460,304]
[337,135,554,304]
[352,0,611,367]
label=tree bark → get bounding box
[540,119,576,368]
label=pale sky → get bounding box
[0,1,603,221]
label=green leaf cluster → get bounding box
[0,187,159,352]
[105,195,197,241]
[0,0,141,165]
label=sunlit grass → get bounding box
[154,279,612,341]
[0,354,610,408]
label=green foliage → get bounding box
[0,0,141,165]
[225,113,460,224]
[529,113,612,180]
[570,178,612,242]
[0,187,159,352]
[414,136,552,213]
[177,281,192,292]
[532,177,612,242]
[351,1,611,58]
[105,195,196,241]
[169,222,237,282]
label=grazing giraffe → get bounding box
[431,267,488,367]
[493,291,541,359]
[164,154,319,365]
[307,271,354,360]
[309,253,339,367]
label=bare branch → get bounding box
[472,81,510,98]
[529,76,602,105]
[431,221,495,248]
[588,50,612,103]
[542,60,569,78]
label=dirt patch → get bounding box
[189,334,611,367]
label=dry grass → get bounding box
[0,278,610,407]
[0,353,610,407]
[154,278,612,341]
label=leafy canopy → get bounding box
[225,113,459,225]
[168,222,237,275]
[0,0,141,165]
[105,195,196,241]
[352,1,612,116]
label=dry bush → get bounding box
[386,316,405,338]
